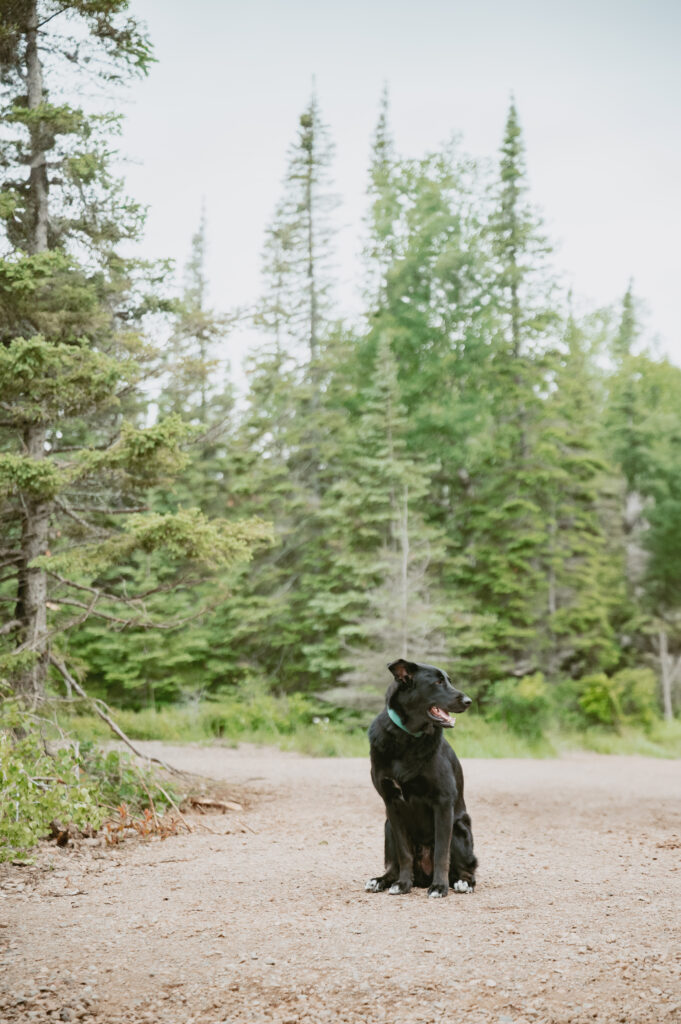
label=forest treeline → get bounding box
[2,0,681,741]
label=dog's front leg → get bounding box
[384,803,414,895]
[429,801,454,898]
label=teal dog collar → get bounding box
[387,706,423,738]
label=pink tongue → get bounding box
[430,706,452,724]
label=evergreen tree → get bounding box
[362,137,494,522]
[161,206,232,430]
[538,307,620,676]
[447,100,559,686]
[330,334,450,694]
[364,86,400,307]
[257,88,338,368]
[0,1,267,701]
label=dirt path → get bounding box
[2,744,681,1024]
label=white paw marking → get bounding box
[428,888,445,898]
[452,880,473,893]
[389,883,403,895]
[365,879,381,892]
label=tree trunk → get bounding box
[658,628,680,723]
[305,149,317,366]
[398,486,409,659]
[14,0,51,701]
[26,2,49,254]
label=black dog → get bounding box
[365,658,477,898]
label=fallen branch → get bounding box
[49,655,184,778]
[189,796,243,813]
[48,657,255,838]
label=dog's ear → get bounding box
[387,659,418,683]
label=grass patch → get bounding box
[60,694,373,758]
[447,712,557,758]
[61,696,681,760]
[554,718,681,758]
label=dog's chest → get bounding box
[386,764,430,801]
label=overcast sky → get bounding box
[118,0,681,371]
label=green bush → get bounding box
[567,669,661,731]
[613,667,660,728]
[0,690,174,862]
[576,673,622,727]
[487,673,551,740]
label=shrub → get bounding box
[570,669,661,731]
[0,689,174,862]
[576,673,622,728]
[612,667,660,729]
[487,673,551,739]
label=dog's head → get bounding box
[386,658,472,733]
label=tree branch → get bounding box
[36,5,71,30]
[54,498,108,535]
[68,505,150,515]
[48,655,186,779]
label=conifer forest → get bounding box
[1,0,681,762]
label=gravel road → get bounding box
[1,742,680,1024]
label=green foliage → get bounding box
[576,673,622,727]
[0,453,64,499]
[560,667,661,731]
[0,690,171,862]
[1,7,677,740]
[487,674,551,740]
[0,696,99,861]
[0,334,120,422]
[614,667,660,727]
[38,509,271,578]
[62,690,371,758]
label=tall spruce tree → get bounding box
[538,307,620,676]
[362,135,494,522]
[364,86,400,307]
[161,207,232,430]
[445,100,560,686]
[0,1,267,701]
[257,89,338,367]
[329,333,450,695]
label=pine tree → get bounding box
[0,1,268,701]
[538,307,620,676]
[446,100,560,685]
[257,88,338,368]
[604,286,681,717]
[161,207,233,430]
[364,86,400,307]
[362,135,494,524]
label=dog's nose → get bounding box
[462,696,472,708]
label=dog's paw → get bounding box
[365,878,383,892]
[388,881,412,895]
[452,879,474,894]
[428,883,448,899]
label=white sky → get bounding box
[118,0,681,371]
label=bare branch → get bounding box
[54,498,108,535]
[46,569,202,605]
[49,655,187,782]
[36,5,71,30]
[68,505,150,515]
[0,619,21,636]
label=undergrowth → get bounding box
[0,688,178,863]
[59,690,681,759]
